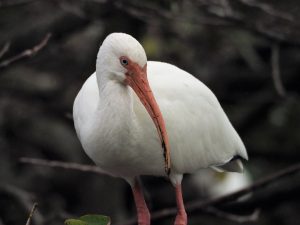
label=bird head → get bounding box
[96,33,171,175]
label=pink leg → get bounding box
[131,179,151,225]
[174,184,187,225]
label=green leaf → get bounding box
[64,219,88,225]
[64,215,110,225]
[80,215,110,225]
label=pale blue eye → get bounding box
[121,59,128,66]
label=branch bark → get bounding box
[19,157,300,224]
[0,33,52,69]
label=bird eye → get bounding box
[120,57,129,66]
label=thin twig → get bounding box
[25,202,38,225]
[271,43,286,97]
[0,33,52,68]
[0,42,10,59]
[19,157,108,175]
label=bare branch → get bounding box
[0,42,10,59]
[203,207,260,223]
[19,157,108,175]
[120,163,300,225]
[0,33,52,69]
[19,157,300,225]
[271,43,286,97]
[25,202,38,225]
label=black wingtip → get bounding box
[162,141,171,176]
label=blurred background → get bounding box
[0,0,300,225]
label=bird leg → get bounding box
[174,184,187,225]
[131,179,151,225]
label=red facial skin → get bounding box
[121,56,171,175]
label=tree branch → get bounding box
[271,42,286,97]
[119,163,300,225]
[0,33,52,69]
[20,157,300,224]
[203,207,260,223]
[25,202,38,225]
[126,0,298,44]
[19,157,108,175]
[0,42,10,59]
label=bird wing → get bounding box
[73,73,99,141]
[145,61,248,174]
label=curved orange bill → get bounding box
[125,63,171,175]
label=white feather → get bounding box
[73,33,248,183]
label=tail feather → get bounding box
[211,158,244,173]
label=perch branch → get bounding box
[20,157,300,224]
[19,157,108,175]
[25,202,38,225]
[271,43,286,97]
[0,42,10,59]
[0,33,52,68]
[203,207,260,223]
[119,163,300,225]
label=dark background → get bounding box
[0,1,300,225]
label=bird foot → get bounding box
[174,210,187,225]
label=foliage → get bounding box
[65,215,110,225]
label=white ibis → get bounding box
[190,168,251,198]
[73,33,248,225]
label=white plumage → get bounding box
[190,168,252,198]
[73,33,248,225]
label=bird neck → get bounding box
[96,70,136,133]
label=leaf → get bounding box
[80,215,110,225]
[64,215,110,225]
[64,219,88,225]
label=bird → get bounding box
[190,168,251,199]
[73,33,248,225]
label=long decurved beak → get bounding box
[125,63,171,175]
